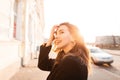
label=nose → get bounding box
[54,33,57,38]
[54,33,60,40]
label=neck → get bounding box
[63,42,75,53]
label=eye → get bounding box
[59,31,64,34]
[56,30,64,35]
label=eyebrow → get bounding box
[57,29,64,33]
[58,28,65,31]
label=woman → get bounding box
[38,22,91,80]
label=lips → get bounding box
[55,40,61,45]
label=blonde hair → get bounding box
[52,22,92,74]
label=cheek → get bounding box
[62,35,72,43]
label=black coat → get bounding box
[38,44,88,80]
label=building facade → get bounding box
[95,36,120,49]
[0,0,44,80]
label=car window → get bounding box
[90,48,103,53]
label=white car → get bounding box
[88,46,114,65]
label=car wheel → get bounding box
[107,63,111,66]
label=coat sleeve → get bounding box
[53,56,88,80]
[37,44,55,71]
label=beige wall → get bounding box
[0,0,45,80]
[0,1,21,80]
[0,0,11,40]
[0,0,22,80]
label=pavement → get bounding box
[9,49,120,80]
[10,58,50,80]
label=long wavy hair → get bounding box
[52,22,91,73]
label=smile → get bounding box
[55,40,61,45]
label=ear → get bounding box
[71,40,76,46]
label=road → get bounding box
[10,63,120,80]
[10,50,120,80]
[88,65,120,80]
[102,49,120,76]
[88,49,120,80]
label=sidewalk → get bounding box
[9,49,120,80]
[10,57,120,80]
[10,59,49,80]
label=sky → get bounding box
[43,0,120,42]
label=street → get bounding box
[97,55,120,77]
[88,50,120,80]
[88,65,120,80]
[10,50,120,80]
[103,49,120,76]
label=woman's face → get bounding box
[54,25,74,50]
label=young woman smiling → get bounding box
[38,22,91,80]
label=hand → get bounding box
[46,25,59,47]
